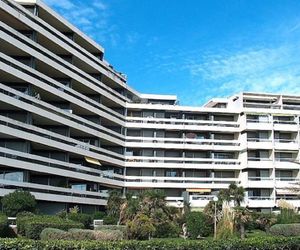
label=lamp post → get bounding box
[213,196,219,240]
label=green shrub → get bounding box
[17,215,84,239]
[68,229,96,240]
[93,229,123,241]
[1,190,36,216]
[270,223,300,237]
[67,213,92,229]
[41,228,123,241]
[0,214,8,237]
[186,211,212,239]
[126,214,155,240]
[103,214,119,225]
[93,211,106,220]
[154,221,180,238]
[40,228,68,240]
[0,236,299,249]
[95,225,126,232]
[277,208,299,224]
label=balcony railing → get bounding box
[126,136,240,146]
[248,177,273,181]
[125,156,240,165]
[247,157,271,161]
[126,117,239,127]
[248,196,274,200]
[247,138,271,142]
[275,158,297,162]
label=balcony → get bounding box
[275,158,299,169]
[189,195,214,208]
[125,136,240,151]
[125,156,241,169]
[273,120,298,131]
[247,177,274,188]
[247,196,275,207]
[125,117,239,132]
[274,139,298,151]
[247,158,273,169]
[246,119,272,130]
[275,177,299,189]
[124,176,238,188]
[247,138,272,149]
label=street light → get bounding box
[213,196,219,240]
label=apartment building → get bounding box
[0,0,299,214]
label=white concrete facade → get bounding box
[0,0,299,213]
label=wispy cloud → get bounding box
[44,0,116,45]
[180,45,300,105]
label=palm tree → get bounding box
[229,184,245,206]
[234,207,251,239]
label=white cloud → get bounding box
[44,0,75,10]
[44,0,117,46]
[179,45,300,104]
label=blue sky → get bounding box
[45,0,300,106]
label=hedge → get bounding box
[95,225,126,232]
[270,223,300,237]
[17,215,84,239]
[0,214,8,237]
[41,228,123,241]
[0,236,300,250]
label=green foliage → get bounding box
[40,228,68,240]
[67,213,92,229]
[106,190,123,220]
[17,215,84,239]
[277,208,299,224]
[186,212,212,239]
[1,190,36,216]
[40,228,123,241]
[154,221,181,238]
[95,225,126,232]
[0,214,8,237]
[93,211,106,220]
[0,236,300,249]
[253,212,277,232]
[270,224,300,237]
[126,214,156,240]
[103,214,119,225]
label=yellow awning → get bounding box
[187,188,211,193]
[85,157,102,166]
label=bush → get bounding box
[0,214,8,237]
[41,228,123,241]
[277,208,299,224]
[17,215,84,239]
[67,213,92,229]
[154,221,180,238]
[40,228,68,240]
[126,214,155,240]
[0,236,300,249]
[1,190,36,216]
[186,211,212,239]
[93,229,123,241]
[93,211,106,220]
[95,225,126,232]
[270,223,300,237]
[103,214,119,225]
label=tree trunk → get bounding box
[240,223,245,239]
